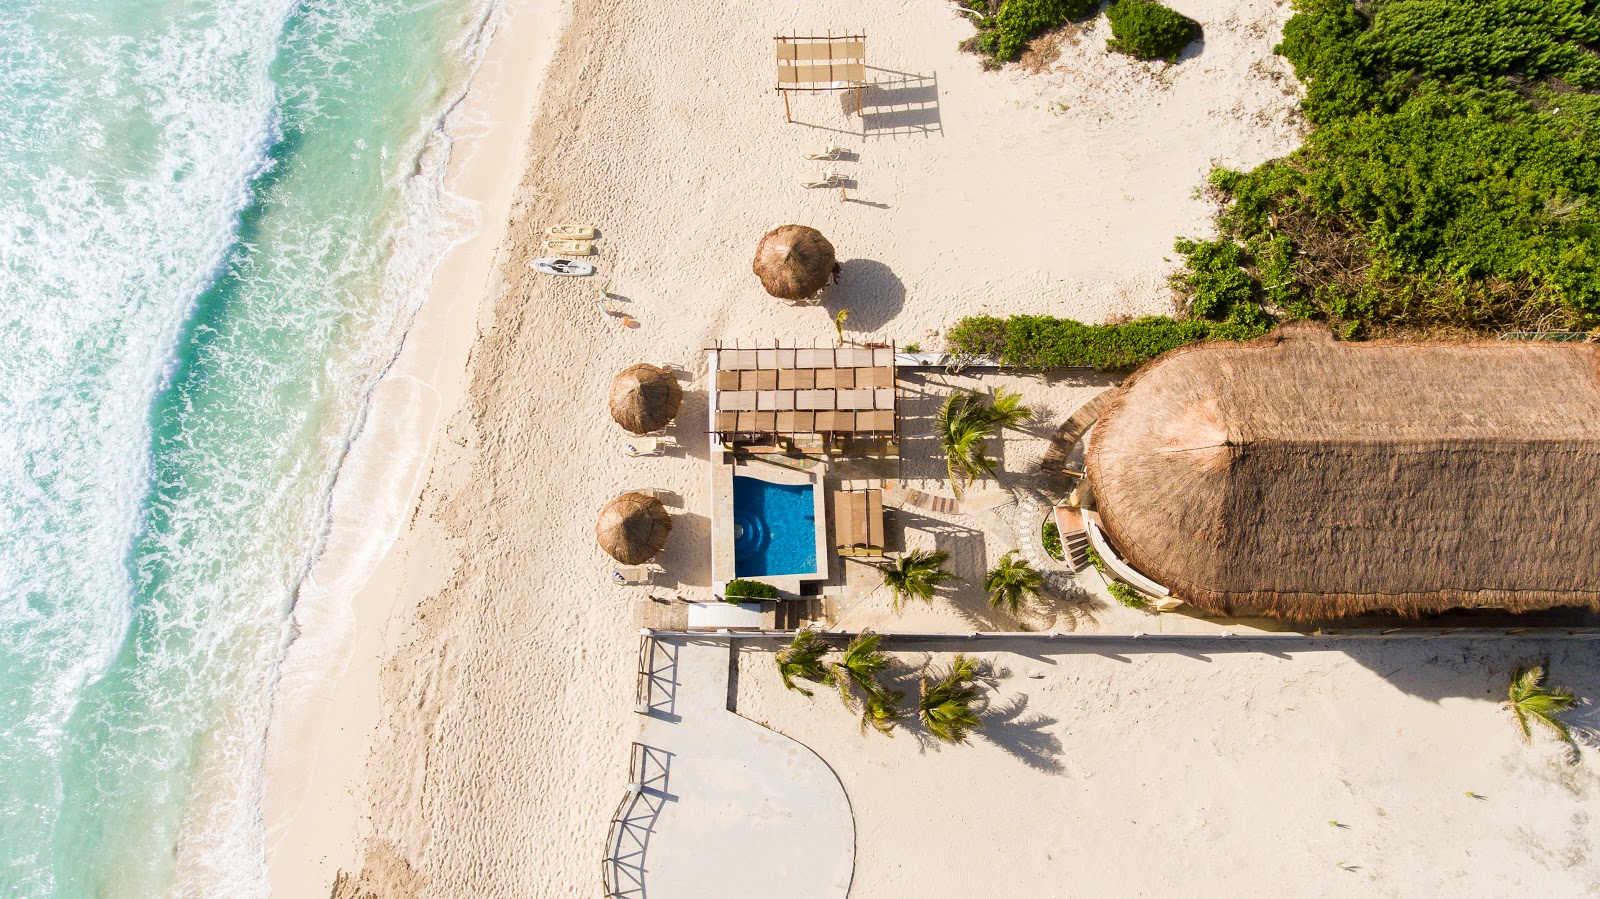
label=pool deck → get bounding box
[711,457,829,595]
[610,636,854,898]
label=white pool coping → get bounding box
[710,458,830,596]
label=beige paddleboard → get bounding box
[545,225,597,240]
[544,240,594,255]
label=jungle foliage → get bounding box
[1183,0,1600,338]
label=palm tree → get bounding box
[1507,663,1577,744]
[984,550,1044,614]
[827,630,895,711]
[859,686,906,737]
[881,549,957,610]
[833,308,850,345]
[775,629,831,696]
[919,654,985,745]
[984,387,1033,429]
[936,392,997,495]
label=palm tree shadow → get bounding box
[977,692,1065,774]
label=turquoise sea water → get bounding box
[0,1,494,894]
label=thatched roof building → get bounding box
[1086,324,1600,618]
[597,492,672,564]
[753,225,835,300]
[609,363,682,435]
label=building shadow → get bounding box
[822,259,905,333]
[859,69,942,138]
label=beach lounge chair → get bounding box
[613,565,653,586]
[800,171,844,189]
[624,437,662,457]
[833,488,886,557]
[544,239,594,255]
[803,145,847,160]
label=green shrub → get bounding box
[1083,544,1106,573]
[1107,580,1150,609]
[1042,519,1064,561]
[946,313,1269,372]
[1187,0,1600,336]
[724,578,779,603]
[1172,238,1265,324]
[1105,0,1198,62]
[959,0,1102,64]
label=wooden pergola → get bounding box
[774,33,867,122]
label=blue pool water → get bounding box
[732,476,818,577]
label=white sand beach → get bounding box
[738,637,1600,898]
[263,0,1311,894]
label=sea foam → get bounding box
[0,0,495,895]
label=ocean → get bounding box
[0,0,495,894]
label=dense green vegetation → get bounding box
[1188,0,1600,337]
[1041,518,1064,561]
[946,314,1268,371]
[723,578,779,602]
[1106,580,1150,610]
[1105,0,1197,62]
[957,0,1101,65]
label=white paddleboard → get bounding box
[530,257,595,277]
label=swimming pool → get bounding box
[732,475,818,577]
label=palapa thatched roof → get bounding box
[596,492,672,564]
[1086,323,1600,619]
[753,225,835,300]
[609,364,682,435]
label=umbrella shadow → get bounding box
[822,259,906,334]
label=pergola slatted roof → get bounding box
[774,33,866,120]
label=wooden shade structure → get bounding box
[1086,323,1600,618]
[596,492,672,564]
[609,363,682,435]
[775,33,866,121]
[753,225,835,301]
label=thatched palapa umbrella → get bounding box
[753,225,835,301]
[596,492,672,564]
[609,363,683,435]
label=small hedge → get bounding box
[946,313,1269,372]
[1105,0,1198,62]
[960,0,1102,64]
[1042,518,1065,561]
[1107,580,1150,610]
[723,579,779,603]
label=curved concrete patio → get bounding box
[607,635,853,899]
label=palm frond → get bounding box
[918,654,987,745]
[775,629,831,697]
[984,387,1034,429]
[1508,663,1577,744]
[859,686,905,737]
[882,549,957,610]
[983,550,1044,613]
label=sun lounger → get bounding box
[624,437,661,457]
[804,145,847,160]
[613,565,652,585]
[801,170,844,188]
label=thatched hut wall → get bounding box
[1085,324,1600,618]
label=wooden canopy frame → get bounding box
[774,33,867,122]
